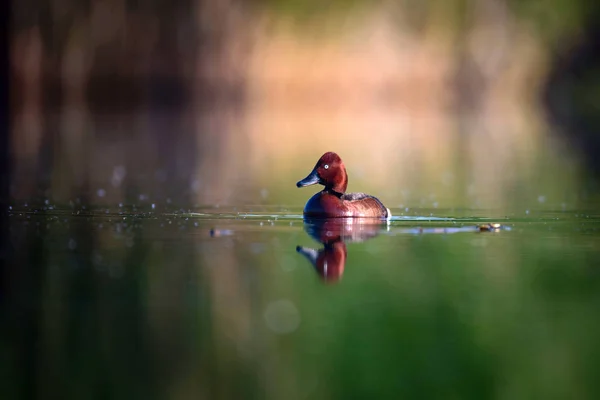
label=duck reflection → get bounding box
[296,218,388,282]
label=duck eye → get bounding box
[324,164,329,170]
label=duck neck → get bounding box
[325,188,344,198]
[327,167,348,194]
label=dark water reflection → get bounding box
[3,208,600,399]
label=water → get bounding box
[3,206,600,399]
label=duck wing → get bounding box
[341,192,373,201]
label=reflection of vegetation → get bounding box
[4,212,600,398]
[289,221,600,399]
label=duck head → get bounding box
[296,242,347,283]
[296,152,348,194]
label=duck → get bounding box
[296,152,391,219]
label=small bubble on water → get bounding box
[151,203,156,209]
[97,188,106,197]
[537,195,546,204]
[525,210,530,215]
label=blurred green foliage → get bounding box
[257,0,595,45]
[507,0,590,44]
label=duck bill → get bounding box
[296,169,320,188]
[296,245,319,265]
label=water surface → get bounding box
[4,206,600,399]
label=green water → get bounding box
[3,207,600,399]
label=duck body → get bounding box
[303,191,389,218]
[296,152,391,219]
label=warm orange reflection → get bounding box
[296,218,387,282]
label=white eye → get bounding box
[324,164,329,169]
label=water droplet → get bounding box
[151,203,156,209]
[537,195,546,203]
[97,188,106,197]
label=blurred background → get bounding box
[8,0,600,210]
[5,1,600,399]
